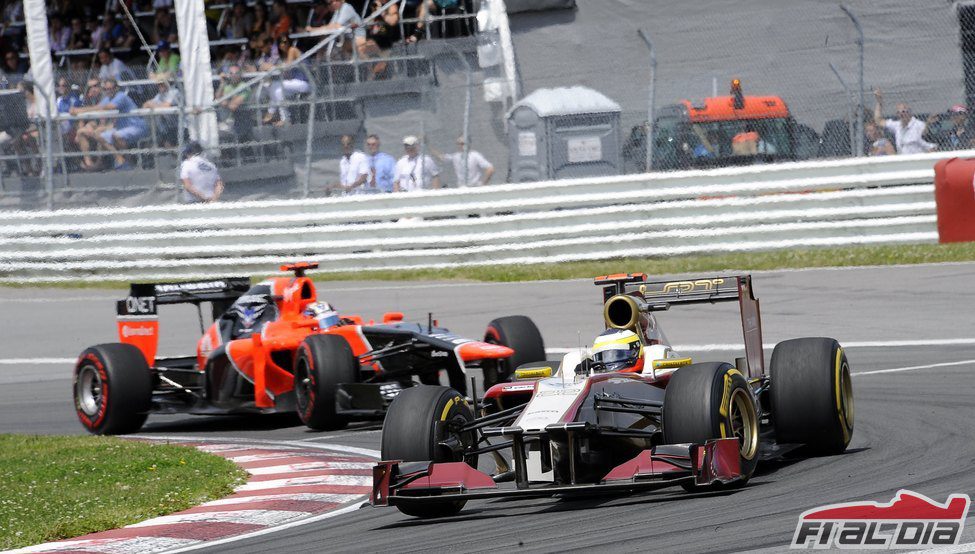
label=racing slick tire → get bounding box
[381,385,475,518]
[73,343,152,435]
[482,315,546,389]
[294,334,357,431]
[770,337,853,455]
[662,362,760,490]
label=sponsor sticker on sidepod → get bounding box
[791,489,970,549]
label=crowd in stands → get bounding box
[0,0,477,177]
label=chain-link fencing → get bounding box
[0,0,969,209]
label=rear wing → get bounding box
[595,274,765,378]
[115,277,251,365]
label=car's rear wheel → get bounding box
[74,343,152,435]
[663,362,759,491]
[481,315,545,389]
[381,385,475,518]
[294,334,357,431]
[770,337,853,455]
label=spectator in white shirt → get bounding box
[394,135,440,192]
[430,136,495,187]
[873,89,936,155]
[179,142,224,203]
[336,134,370,193]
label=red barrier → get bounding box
[933,158,975,243]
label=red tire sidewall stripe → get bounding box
[300,344,316,421]
[75,352,109,430]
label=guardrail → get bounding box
[0,149,959,283]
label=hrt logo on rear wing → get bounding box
[791,489,971,549]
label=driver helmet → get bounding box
[305,301,339,329]
[591,329,644,373]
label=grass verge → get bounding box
[2,242,975,289]
[0,435,247,550]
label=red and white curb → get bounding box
[10,437,379,554]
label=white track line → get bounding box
[853,359,975,376]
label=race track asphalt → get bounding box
[1,263,974,552]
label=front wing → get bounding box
[371,438,742,507]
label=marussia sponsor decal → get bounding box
[791,489,971,549]
[121,325,155,338]
[155,280,229,294]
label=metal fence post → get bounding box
[841,5,865,157]
[638,28,656,173]
[303,64,317,198]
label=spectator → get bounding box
[153,40,180,74]
[251,2,269,39]
[394,135,440,191]
[364,134,396,192]
[264,35,309,125]
[269,0,293,40]
[90,17,116,50]
[179,141,224,203]
[48,15,70,52]
[143,72,180,145]
[216,64,254,141]
[865,121,894,156]
[1,51,27,85]
[308,0,365,48]
[152,7,176,44]
[225,0,254,39]
[367,0,400,50]
[430,136,494,187]
[67,17,91,50]
[113,16,138,50]
[308,0,332,28]
[55,76,82,139]
[96,47,131,81]
[873,90,935,154]
[252,35,279,70]
[335,134,369,193]
[72,77,147,170]
[11,80,39,175]
[924,104,973,151]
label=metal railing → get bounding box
[0,150,954,282]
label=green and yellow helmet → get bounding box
[591,329,645,373]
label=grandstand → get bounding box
[0,0,970,208]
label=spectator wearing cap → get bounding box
[154,41,180,74]
[180,141,224,203]
[429,136,495,187]
[365,134,396,192]
[335,134,369,193]
[924,104,973,151]
[143,73,180,146]
[873,89,935,154]
[394,135,440,192]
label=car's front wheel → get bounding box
[380,385,475,518]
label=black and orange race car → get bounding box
[73,263,545,435]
